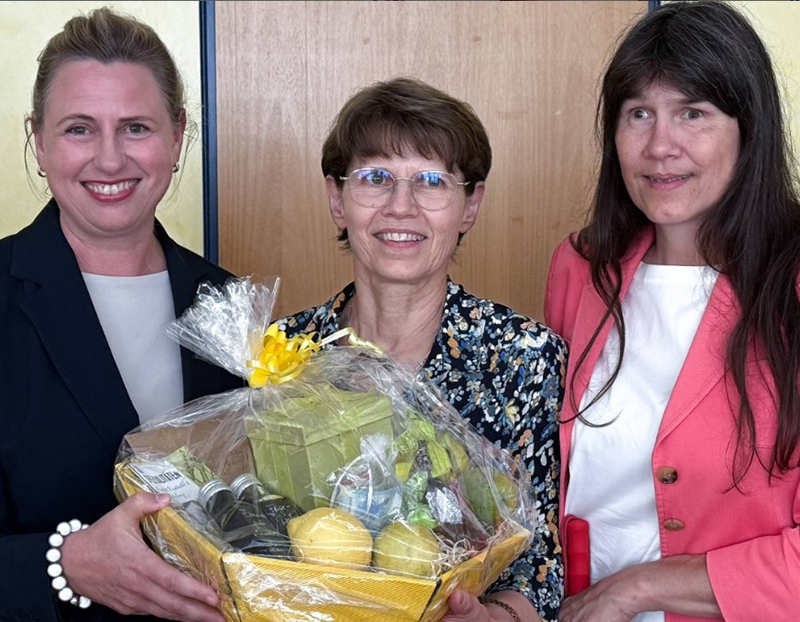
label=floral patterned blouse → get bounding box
[279,280,566,621]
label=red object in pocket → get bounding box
[564,515,590,596]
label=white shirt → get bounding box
[83,271,184,425]
[565,263,717,622]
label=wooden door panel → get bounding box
[216,1,645,319]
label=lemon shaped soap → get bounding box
[287,507,373,569]
[372,521,440,579]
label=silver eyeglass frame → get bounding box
[339,167,471,211]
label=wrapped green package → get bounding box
[247,386,394,512]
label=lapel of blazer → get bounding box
[560,224,739,447]
[157,223,222,402]
[655,273,738,443]
[11,202,138,455]
[561,228,655,478]
[569,229,656,418]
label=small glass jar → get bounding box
[230,473,301,536]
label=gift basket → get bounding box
[114,277,536,622]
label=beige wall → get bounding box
[731,2,800,171]
[0,1,204,254]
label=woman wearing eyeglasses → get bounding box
[279,77,566,622]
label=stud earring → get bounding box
[172,162,180,174]
[37,166,46,178]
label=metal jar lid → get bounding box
[198,478,231,508]
[230,473,261,499]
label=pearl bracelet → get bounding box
[46,519,92,609]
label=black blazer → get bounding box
[0,201,243,621]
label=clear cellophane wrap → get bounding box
[113,277,536,622]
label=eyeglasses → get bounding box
[339,168,470,211]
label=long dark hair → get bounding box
[573,1,800,482]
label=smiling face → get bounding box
[34,59,184,245]
[615,82,740,253]
[327,152,483,287]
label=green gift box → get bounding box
[247,386,395,512]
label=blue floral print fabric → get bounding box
[279,280,566,620]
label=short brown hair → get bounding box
[322,77,491,245]
[322,77,491,193]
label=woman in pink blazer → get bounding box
[544,3,800,621]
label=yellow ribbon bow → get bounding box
[247,323,320,387]
[246,323,384,387]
